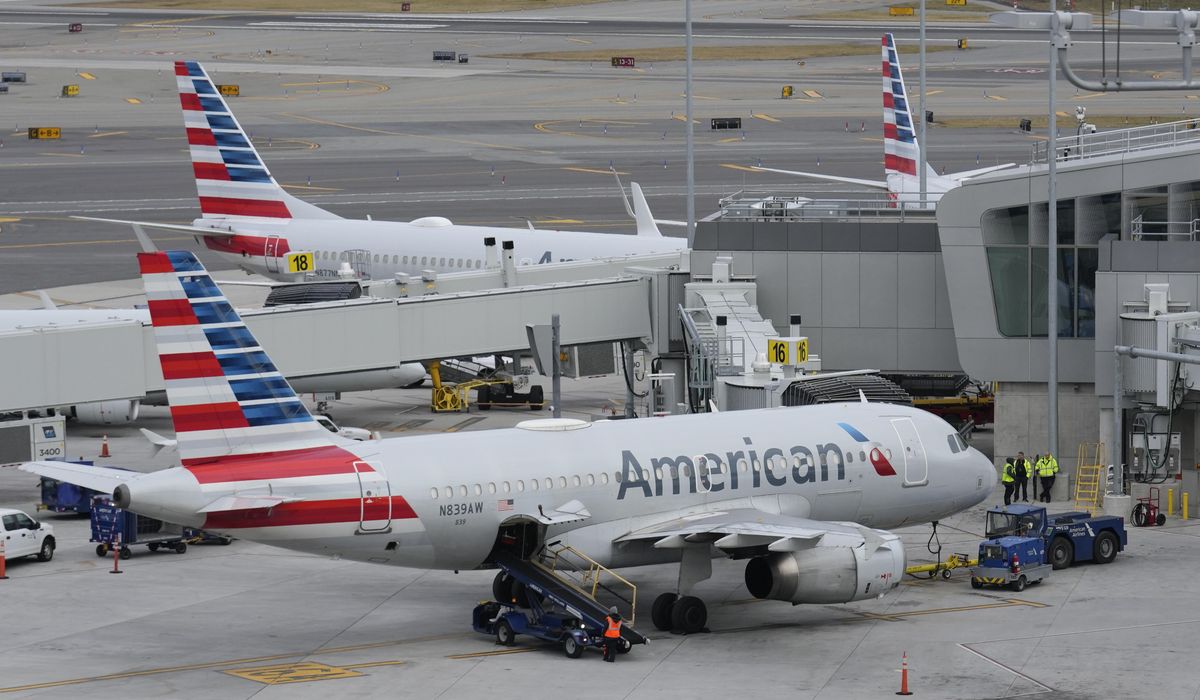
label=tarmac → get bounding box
[3,2,1200,697]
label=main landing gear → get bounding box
[649,545,712,634]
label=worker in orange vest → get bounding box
[602,606,623,662]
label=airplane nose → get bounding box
[975,449,998,489]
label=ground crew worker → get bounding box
[1037,452,1059,502]
[1002,457,1017,506]
[1014,451,1031,502]
[602,606,623,662]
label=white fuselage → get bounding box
[128,402,995,573]
[199,217,687,281]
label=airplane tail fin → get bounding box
[881,34,923,181]
[176,61,340,221]
[138,250,339,465]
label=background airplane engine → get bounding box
[71,399,140,425]
[743,537,906,604]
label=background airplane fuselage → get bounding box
[160,402,993,572]
[198,217,687,280]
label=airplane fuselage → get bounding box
[124,402,994,573]
[196,217,687,281]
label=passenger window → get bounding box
[545,478,553,490]
[601,472,610,485]
[572,475,581,487]
[516,481,525,492]
[586,474,594,486]
[860,451,867,462]
[487,483,496,494]
[737,459,748,473]
[421,256,428,265]
[440,257,446,266]
[473,484,482,496]
[530,479,539,491]
[502,481,511,493]
[654,468,663,481]
[459,485,468,497]
[443,486,453,499]
[403,256,409,264]
[559,476,568,488]
[373,254,380,263]
[846,451,854,463]
[614,471,622,483]
[430,488,438,499]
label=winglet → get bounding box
[629,182,664,238]
[859,389,868,403]
[35,291,57,311]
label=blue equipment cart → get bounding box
[90,496,231,558]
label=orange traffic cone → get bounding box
[0,538,8,580]
[896,651,913,695]
[99,435,110,458]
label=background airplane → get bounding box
[754,33,1014,208]
[22,249,995,635]
[82,61,686,282]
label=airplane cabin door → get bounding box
[354,461,392,533]
[264,235,281,273]
[889,418,928,487]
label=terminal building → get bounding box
[693,119,1200,509]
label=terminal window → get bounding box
[984,199,1098,339]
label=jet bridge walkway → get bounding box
[492,548,647,647]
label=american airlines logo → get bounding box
[617,432,892,501]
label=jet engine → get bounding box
[71,400,140,425]
[744,534,906,604]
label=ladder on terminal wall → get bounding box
[1074,442,1106,512]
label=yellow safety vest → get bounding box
[1038,457,1058,477]
[1002,463,1016,483]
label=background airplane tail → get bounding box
[881,35,936,181]
[139,250,338,465]
[176,61,340,221]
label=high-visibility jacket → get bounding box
[1014,459,1030,479]
[1037,456,1058,477]
[604,616,622,639]
[1002,463,1016,483]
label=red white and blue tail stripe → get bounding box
[881,34,922,179]
[176,61,339,221]
[139,250,337,465]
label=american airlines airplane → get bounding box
[83,61,686,282]
[753,34,1014,208]
[23,250,996,634]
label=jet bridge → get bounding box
[0,253,686,413]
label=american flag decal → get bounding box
[497,499,514,511]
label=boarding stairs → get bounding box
[492,546,647,646]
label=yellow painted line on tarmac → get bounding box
[926,89,944,96]
[88,131,127,139]
[538,218,584,225]
[1076,92,1107,99]
[342,660,408,670]
[280,183,342,192]
[567,37,592,44]
[563,167,629,175]
[850,598,1050,623]
[130,13,239,26]
[986,94,1008,101]
[281,113,552,155]
[717,136,742,143]
[41,153,84,158]
[447,647,542,660]
[720,163,762,173]
[752,113,781,123]
[443,417,485,433]
[860,137,884,142]
[0,217,20,224]
[224,662,363,685]
[280,79,390,95]
[125,97,141,105]
[77,72,95,80]
[0,634,461,694]
[0,236,192,251]
[671,114,700,123]
[803,89,823,98]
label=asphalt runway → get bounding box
[1,2,1195,293]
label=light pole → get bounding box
[919,0,927,205]
[685,0,695,246]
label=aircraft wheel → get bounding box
[651,592,677,631]
[492,572,514,604]
[670,595,707,634]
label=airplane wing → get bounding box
[502,499,592,526]
[19,461,137,494]
[73,216,236,237]
[948,163,1016,181]
[617,508,888,557]
[750,167,889,190]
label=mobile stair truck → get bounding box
[473,545,648,659]
[970,504,1127,590]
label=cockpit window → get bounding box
[947,434,960,454]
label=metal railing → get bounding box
[1129,214,1200,241]
[1032,118,1200,165]
[716,191,937,222]
[538,543,638,624]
